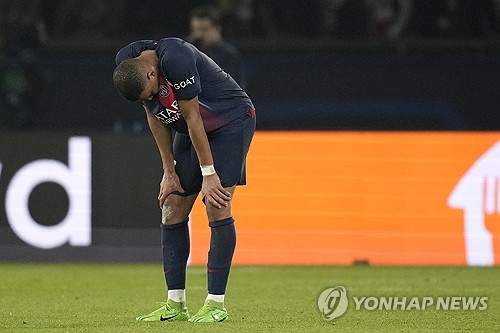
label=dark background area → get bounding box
[0,133,161,229]
[1,0,500,131]
[0,132,163,260]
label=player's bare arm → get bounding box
[145,107,184,207]
[178,96,231,209]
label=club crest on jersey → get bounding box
[173,76,195,90]
[159,85,170,97]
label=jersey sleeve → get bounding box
[115,40,153,65]
[160,42,202,100]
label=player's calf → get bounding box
[160,194,196,313]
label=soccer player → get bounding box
[112,37,255,323]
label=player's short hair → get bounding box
[189,5,221,27]
[113,58,146,101]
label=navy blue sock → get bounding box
[207,217,236,295]
[161,220,190,290]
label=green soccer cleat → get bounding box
[136,299,189,322]
[188,300,228,323]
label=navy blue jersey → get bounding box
[115,38,253,134]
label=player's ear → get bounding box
[146,69,155,81]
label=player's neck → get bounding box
[139,50,158,66]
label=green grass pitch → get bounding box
[0,264,499,332]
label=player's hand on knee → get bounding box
[202,173,231,209]
[158,171,185,208]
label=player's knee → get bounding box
[161,204,175,225]
[206,205,232,222]
[161,203,187,225]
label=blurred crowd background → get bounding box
[3,0,500,44]
[1,0,500,131]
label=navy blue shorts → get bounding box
[173,108,256,196]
